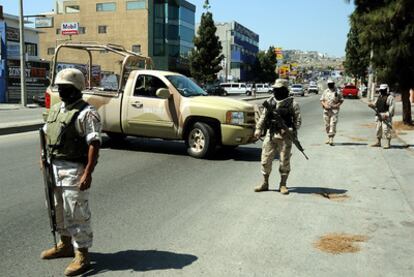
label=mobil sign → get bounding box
[61,22,79,35]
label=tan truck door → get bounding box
[124,74,177,139]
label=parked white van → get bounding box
[220,83,251,95]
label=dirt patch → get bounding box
[314,233,368,254]
[346,136,368,142]
[360,123,376,128]
[393,121,414,131]
[314,192,350,202]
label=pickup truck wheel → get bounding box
[106,132,126,141]
[186,122,216,158]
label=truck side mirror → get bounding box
[156,88,171,99]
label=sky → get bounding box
[0,0,355,57]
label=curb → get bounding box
[0,121,44,136]
[242,95,269,102]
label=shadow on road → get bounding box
[391,144,414,149]
[83,250,198,276]
[102,137,261,162]
[333,142,368,146]
[288,187,348,195]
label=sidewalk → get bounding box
[0,104,45,135]
[360,96,414,147]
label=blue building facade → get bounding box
[151,0,195,75]
[216,21,259,82]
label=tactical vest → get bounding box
[46,100,89,163]
[266,97,295,129]
[376,95,389,113]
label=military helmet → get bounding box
[327,79,335,84]
[55,68,85,91]
[272,78,289,89]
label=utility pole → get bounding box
[367,47,374,102]
[18,0,27,107]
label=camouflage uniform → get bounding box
[371,94,395,148]
[256,96,301,183]
[43,102,101,249]
[320,88,344,139]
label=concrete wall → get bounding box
[38,0,149,73]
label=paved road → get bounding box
[0,94,413,276]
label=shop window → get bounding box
[79,27,86,34]
[25,43,38,56]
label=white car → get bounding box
[220,83,251,95]
[290,84,305,96]
[253,83,272,94]
[308,83,319,94]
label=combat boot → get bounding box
[325,138,330,144]
[279,175,289,195]
[64,248,90,276]
[254,174,269,192]
[383,139,391,149]
[328,137,334,146]
[41,236,74,259]
[370,138,381,147]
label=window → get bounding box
[25,43,38,56]
[134,75,167,97]
[65,5,80,13]
[131,44,141,53]
[98,25,107,34]
[56,28,61,35]
[47,48,55,55]
[96,3,116,12]
[126,1,145,10]
[79,27,86,34]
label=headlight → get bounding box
[226,111,244,125]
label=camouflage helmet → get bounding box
[55,68,85,91]
[272,78,289,89]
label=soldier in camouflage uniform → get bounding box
[40,69,102,276]
[254,79,301,195]
[368,84,395,149]
[320,79,344,145]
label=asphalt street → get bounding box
[0,94,413,276]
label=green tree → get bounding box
[252,47,278,83]
[344,14,369,84]
[346,0,414,124]
[189,8,223,84]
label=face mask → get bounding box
[58,85,81,104]
[380,89,388,96]
[273,87,289,100]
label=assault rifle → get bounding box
[39,128,57,248]
[369,105,393,130]
[263,101,309,160]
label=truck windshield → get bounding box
[166,75,207,97]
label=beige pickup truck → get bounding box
[45,43,256,158]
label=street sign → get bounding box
[35,17,53,28]
[61,22,79,35]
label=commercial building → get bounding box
[215,21,259,82]
[37,0,195,75]
[0,8,48,103]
